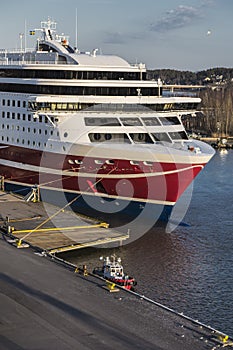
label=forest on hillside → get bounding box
[147,67,233,85]
[147,68,233,136]
[186,83,233,137]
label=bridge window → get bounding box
[85,117,120,126]
[89,133,130,143]
[168,131,188,140]
[129,133,153,144]
[141,117,160,126]
[152,132,172,143]
[159,116,180,125]
[120,117,142,126]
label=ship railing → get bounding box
[0,59,73,66]
[0,48,35,54]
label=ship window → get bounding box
[120,117,142,126]
[75,159,83,164]
[143,161,153,166]
[130,160,139,165]
[7,100,10,106]
[93,133,101,141]
[129,133,153,144]
[17,113,20,120]
[68,159,74,164]
[95,160,104,165]
[105,134,112,141]
[2,99,5,106]
[28,140,30,145]
[23,114,26,120]
[17,101,20,107]
[168,131,188,140]
[141,117,160,126]
[89,133,130,143]
[106,160,114,165]
[12,113,15,119]
[152,132,172,143]
[84,117,120,126]
[28,114,31,121]
[2,111,5,118]
[159,116,180,125]
[64,132,68,138]
[12,100,15,107]
[23,101,26,108]
[7,112,10,118]
[33,128,36,133]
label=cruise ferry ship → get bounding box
[0,19,215,225]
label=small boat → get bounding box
[93,255,137,290]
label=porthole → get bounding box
[143,161,153,166]
[75,159,83,164]
[94,133,101,141]
[95,159,104,165]
[105,134,112,141]
[64,132,68,138]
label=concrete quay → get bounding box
[0,190,231,349]
[0,236,229,350]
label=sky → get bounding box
[1,0,232,71]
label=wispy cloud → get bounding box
[103,31,145,45]
[149,2,214,33]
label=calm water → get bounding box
[62,149,233,337]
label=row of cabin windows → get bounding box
[67,158,157,168]
[0,69,146,81]
[1,135,49,148]
[0,83,159,97]
[1,99,27,108]
[1,111,58,124]
[88,131,188,144]
[84,116,181,127]
[0,123,59,136]
[28,102,199,113]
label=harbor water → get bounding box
[62,149,233,337]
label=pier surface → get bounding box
[0,237,224,350]
[0,190,229,349]
[0,191,128,252]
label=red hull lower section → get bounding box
[0,144,206,204]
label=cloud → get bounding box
[103,31,127,44]
[149,4,204,33]
[103,31,145,45]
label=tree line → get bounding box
[147,68,233,137]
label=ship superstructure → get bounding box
[0,18,215,224]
